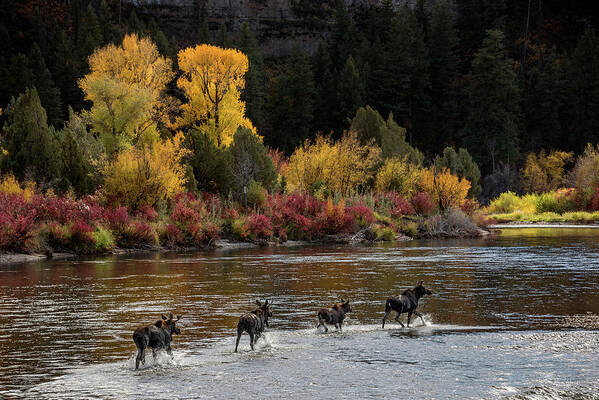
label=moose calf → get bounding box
[382,281,432,328]
[317,298,352,332]
[235,300,272,352]
[133,313,181,369]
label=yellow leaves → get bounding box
[419,168,470,210]
[520,150,573,193]
[375,157,422,196]
[84,33,173,99]
[0,174,36,201]
[285,131,381,195]
[103,133,190,209]
[176,44,256,146]
[79,34,173,153]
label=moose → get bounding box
[317,298,352,332]
[235,300,272,352]
[382,281,432,328]
[133,313,181,369]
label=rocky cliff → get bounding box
[127,0,396,56]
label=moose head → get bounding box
[415,281,432,298]
[255,300,272,327]
[161,313,182,335]
[339,298,352,313]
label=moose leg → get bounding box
[249,331,255,351]
[338,321,343,332]
[382,310,391,328]
[406,311,413,327]
[166,344,172,356]
[413,310,426,326]
[318,318,328,333]
[152,347,157,360]
[395,311,405,328]
[235,331,242,353]
[135,346,144,370]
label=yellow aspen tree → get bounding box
[177,44,256,146]
[79,34,173,154]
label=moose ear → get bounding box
[255,300,262,307]
[340,298,345,303]
[264,300,269,307]
[418,280,424,286]
[176,315,181,321]
[344,299,350,304]
[161,314,168,320]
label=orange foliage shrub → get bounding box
[419,168,471,210]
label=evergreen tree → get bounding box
[350,106,423,163]
[312,42,339,135]
[185,129,234,194]
[434,147,482,198]
[428,0,460,152]
[567,26,599,151]
[237,23,266,130]
[461,29,521,173]
[337,56,365,127]
[264,47,315,154]
[522,47,568,152]
[230,127,277,193]
[217,22,232,48]
[60,108,105,194]
[28,43,63,126]
[1,88,62,184]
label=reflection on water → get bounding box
[1,232,599,399]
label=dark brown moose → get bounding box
[382,281,432,328]
[235,300,272,352]
[133,313,181,369]
[317,298,352,332]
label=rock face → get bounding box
[126,0,388,56]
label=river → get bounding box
[1,230,598,399]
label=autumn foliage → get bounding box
[419,168,471,210]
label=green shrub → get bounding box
[247,180,267,208]
[488,192,537,214]
[373,224,395,241]
[92,226,115,252]
[399,221,419,237]
[535,192,559,213]
[231,217,250,240]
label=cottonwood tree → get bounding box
[78,34,173,155]
[177,44,255,147]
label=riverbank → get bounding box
[0,232,417,265]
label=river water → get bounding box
[1,229,598,399]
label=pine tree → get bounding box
[237,23,266,130]
[567,26,599,151]
[461,29,521,173]
[1,88,62,184]
[337,56,365,127]
[428,0,460,152]
[28,43,63,126]
[312,42,339,135]
[264,47,315,154]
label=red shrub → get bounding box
[171,202,200,225]
[0,212,36,252]
[46,222,70,248]
[162,223,184,247]
[412,192,434,215]
[385,192,414,217]
[104,207,130,232]
[347,204,375,228]
[122,221,156,246]
[137,205,159,222]
[70,220,95,246]
[249,214,274,240]
[460,199,478,216]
